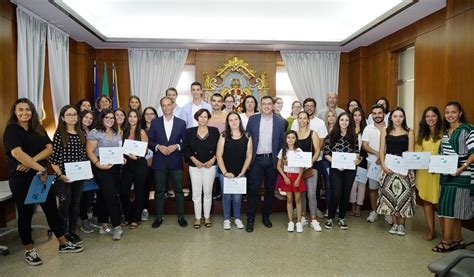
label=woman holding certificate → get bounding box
[216,112,253,230]
[323,112,360,230]
[432,102,473,252]
[378,107,415,236]
[50,105,89,245]
[184,109,220,228]
[296,111,322,231]
[414,106,442,241]
[119,109,148,229]
[3,99,82,266]
[86,109,124,241]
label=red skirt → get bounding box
[277,172,306,192]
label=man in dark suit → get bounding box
[148,97,188,228]
[245,95,286,232]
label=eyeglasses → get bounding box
[64,113,77,117]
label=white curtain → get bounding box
[16,7,47,116]
[281,51,340,109]
[128,49,188,107]
[48,25,70,125]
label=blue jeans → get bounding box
[219,174,242,220]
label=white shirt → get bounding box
[163,116,174,141]
[291,116,327,161]
[277,148,302,173]
[240,113,249,129]
[256,115,273,154]
[191,103,202,127]
[361,123,384,162]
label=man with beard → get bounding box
[362,104,387,223]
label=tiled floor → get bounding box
[0,206,473,276]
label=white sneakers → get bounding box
[288,222,304,233]
[367,211,378,223]
[295,222,303,233]
[223,220,231,230]
[287,222,295,232]
[310,220,322,232]
[389,224,399,234]
[300,216,308,226]
[234,219,245,229]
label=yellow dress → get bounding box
[415,138,441,203]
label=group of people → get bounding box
[2,80,473,266]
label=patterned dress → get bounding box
[377,134,416,218]
[437,123,474,220]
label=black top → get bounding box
[386,134,408,156]
[183,126,220,167]
[3,123,52,178]
[222,132,249,176]
[49,131,88,172]
[298,130,317,168]
[323,135,359,156]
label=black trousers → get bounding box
[120,158,147,223]
[8,172,64,245]
[92,165,121,227]
[328,168,356,220]
[55,180,83,233]
[79,190,95,221]
[247,156,277,220]
[142,166,154,210]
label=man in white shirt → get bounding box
[157,87,182,118]
[362,104,386,223]
[180,82,212,128]
[316,92,346,120]
[291,98,328,219]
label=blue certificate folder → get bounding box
[83,179,99,191]
[24,175,55,204]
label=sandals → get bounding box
[129,222,138,229]
[204,222,212,228]
[121,221,130,227]
[432,241,453,253]
[193,222,201,229]
[452,240,466,250]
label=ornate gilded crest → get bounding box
[203,57,269,112]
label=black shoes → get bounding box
[152,218,163,229]
[178,217,188,227]
[262,217,273,228]
[245,219,254,233]
[65,233,83,245]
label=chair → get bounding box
[428,242,474,276]
[0,180,52,256]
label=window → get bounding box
[276,66,299,118]
[175,65,195,107]
[397,46,415,129]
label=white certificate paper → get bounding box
[428,155,459,174]
[385,154,408,175]
[367,161,382,181]
[355,167,368,184]
[223,177,246,194]
[331,152,357,170]
[99,147,124,165]
[122,139,148,157]
[64,161,93,182]
[287,151,312,168]
[403,152,431,170]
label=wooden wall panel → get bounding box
[414,26,446,127]
[95,49,130,110]
[445,8,474,119]
[0,0,17,180]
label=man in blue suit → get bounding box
[180,82,212,128]
[245,95,286,232]
[148,97,188,228]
